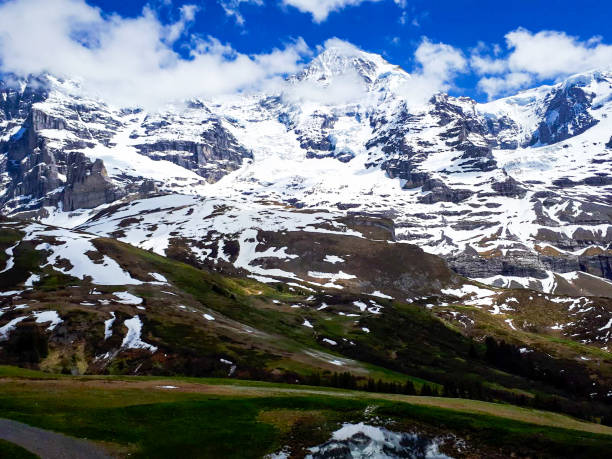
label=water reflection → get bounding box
[306,422,453,459]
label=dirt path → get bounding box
[0,418,113,459]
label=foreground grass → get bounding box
[0,439,39,459]
[1,366,611,458]
[3,365,611,435]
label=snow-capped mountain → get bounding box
[1,45,611,298]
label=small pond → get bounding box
[305,422,453,459]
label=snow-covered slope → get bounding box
[1,46,611,297]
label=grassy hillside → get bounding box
[0,220,611,431]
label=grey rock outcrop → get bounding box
[490,176,527,198]
[135,119,252,182]
[449,246,612,282]
[62,154,121,210]
[418,178,473,204]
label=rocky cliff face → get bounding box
[133,110,252,182]
[529,84,598,146]
[62,155,120,210]
[0,76,252,214]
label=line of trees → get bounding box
[301,359,612,426]
[305,371,442,397]
[483,336,610,404]
[304,370,493,400]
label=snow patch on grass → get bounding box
[0,242,18,273]
[324,255,344,264]
[121,316,157,352]
[148,272,168,283]
[104,312,116,340]
[369,290,392,299]
[114,291,143,305]
[33,310,63,331]
[24,224,143,285]
[0,316,27,340]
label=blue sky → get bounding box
[90,0,612,100]
[0,0,610,105]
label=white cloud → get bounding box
[239,0,408,23]
[282,0,382,22]
[395,38,467,106]
[473,28,612,98]
[477,72,533,99]
[0,0,311,108]
[414,39,467,81]
[312,36,366,59]
[166,4,200,42]
[283,70,368,105]
[398,10,408,25]
[218,0,263,25]
[470,55,507,75]
[505,29,612,79]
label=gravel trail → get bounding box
[0,418,112,459]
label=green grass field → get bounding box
[1,366,611,458]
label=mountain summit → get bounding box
[293,42,403,85]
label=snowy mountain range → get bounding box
[1,44,611,299]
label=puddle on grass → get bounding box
[306,422,453,459]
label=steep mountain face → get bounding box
[130,104,252,181]
[0,48,611,302]
[74,194,460,300]
[0,76,252,215]
[529,80,599,145]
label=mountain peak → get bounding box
[295,41,397,85]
